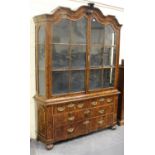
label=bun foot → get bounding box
[46,144,54,150]
[111,125,117,130]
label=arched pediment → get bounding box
[33,4,122,30]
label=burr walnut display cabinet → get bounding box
[33,3,122,150]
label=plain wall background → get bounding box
[30,0,124,139]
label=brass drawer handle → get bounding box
[99,98,105,102]
[67,128,74,133]
[98,109,105,114]
[91,101,97,106]
[107,98,113,103]
[84,109,90,115]
[68,116,75,121]
[68,103,75,108]
[83,120,90,125]
[77,103,84,108]
[57,106,65,112]
[98,120,104,125]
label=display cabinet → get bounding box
[33,3,122,150]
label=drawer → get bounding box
[53,112,80,128]
[91,104,113,117]
[89,115,106,131]
[54,104,67,114]
[54,121,88,142]
[53,100,89,114]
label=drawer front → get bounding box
[54,104,67,114]
[98,96,114,104]
[91,104,113,117]
[54,114,114,142]
[53,112,80,128]
[53,101,89,114]
[54,122,85,142]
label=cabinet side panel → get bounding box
[113,95,118,125]
[37,103,46,138]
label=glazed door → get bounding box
[51,17,87,95]
[89,17,116,90]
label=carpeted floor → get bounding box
[30,126,124,155]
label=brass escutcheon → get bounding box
[98,109,105,114]
[98,120,104,125]
[67,103,75,108]
[57,106,65,112]
[83,120,90,125]
[68,116,75,121]
[77,103,84,108]
[99,98,105,102]
[67,128,74,133]
[84,109,90,115]
[91,101,97,106]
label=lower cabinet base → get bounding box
[35,90,120,150]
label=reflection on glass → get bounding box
[103,68,115,88]
[90,70,102,89]
[52,71,69,94]
[112,48,116,66]
[90,47,103,67]
[52,45,69,69]
[71,46,86,68]
[38,26,45,96]
[38,44,45,70]
[71,71,85,91]
[53,19,70,43]
[105,25,116,46]
[91,18,104,44]
[39,26,45,44]
[71,17,86,44]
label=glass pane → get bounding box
[103,47,111,66]
[39,26,45,44]
[103,47,116,66]
[38,26,45,96]
[105,25,116,46]
[52,71,69,94]
[91,18,104,44]
[71,46,86,68]
[71,71,85,92]
[38,70,45,96]
[52,45,69,69]
[103,68,115,88]
[90,70,102,89]
[53,19,70,43]
[113,48,116,66]
[38,44,45,70]
[90,46,103,67]
[71,17,86,44]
